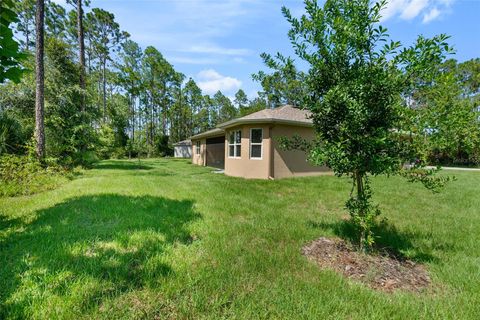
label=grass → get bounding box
[1,158,479,319]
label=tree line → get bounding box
[1,0,479,168]
[0,0,269,164]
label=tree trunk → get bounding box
[150,99,154,148]
[162,105,167,136]
[355,171,366,251]
[77,0,86,113]
[131,95,135,143]
[35,0,45,160]
[26,27,30,51]
[102,58,107,121]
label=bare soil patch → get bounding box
[303,237,430,292]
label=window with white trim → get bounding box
[195,141,200,155]
[228,130,241,158]
[250,128,263,159]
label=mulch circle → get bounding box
[302,237,430,293]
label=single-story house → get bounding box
[173,140,192,158]
[190,105,329,179]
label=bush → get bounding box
[96,125,116,159]
[156,135,173,157]
[0,112,26,155]
[111,147,126,159]
[0,155,74,197]
[76,150,99,167]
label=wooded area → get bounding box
[1,0,480,317]
[0,0,479,168]
[0,0,272,164]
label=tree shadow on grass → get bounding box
[0,215,22,232]
[93,161,155,171]
[0,194,201,318]
[307,219,441,263]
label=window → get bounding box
[228,130,241,158]
[195,141,200,155]
[250,128,263,159]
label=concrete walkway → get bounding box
[426,166,480,172]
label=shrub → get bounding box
[111,147,126,159]
[0,155,74,197]
[156,135,173,157]
[96,125,116,159]
[75,150,99,167]
[0,112,26,155]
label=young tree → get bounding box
[280,0,452,250]
[34,0,45,159]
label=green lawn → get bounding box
[1,159,479,319]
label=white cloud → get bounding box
[423,7,441,23]
[168,56,219,66]
[183,45,252,56]
[400,0,429,20]
[196,69,242,95]
[89,0,264,69]
[380,0,455,23]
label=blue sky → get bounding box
[55,0,480,100]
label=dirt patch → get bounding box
[303,237,430,292]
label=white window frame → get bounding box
[195,141,201,155]
[249,128,263,160]
[228,130,242,159]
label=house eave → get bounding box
[218,118,313,129]
[190,129,225,140]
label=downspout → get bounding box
[203,140,207,166]
[268,125,275,180]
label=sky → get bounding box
[54,0,480,100]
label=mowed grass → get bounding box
[1,159,479,319]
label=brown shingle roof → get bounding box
[218,105,312,128]
[173,139,191,146]
[190,105,312,140]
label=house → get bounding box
[173,140,192,158]
[190,105,329,179]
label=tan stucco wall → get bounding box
[271,125,329,179]
[192,124,329,179]
[191,138,206,166]
[224,124,272,179]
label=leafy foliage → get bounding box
[0,112,26,154]
[4,0,271,169]
[413,59,480,165]
[253,53,306,108]
[0,0,27,83]
[0,154,74,197]
[281,0,453,249]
